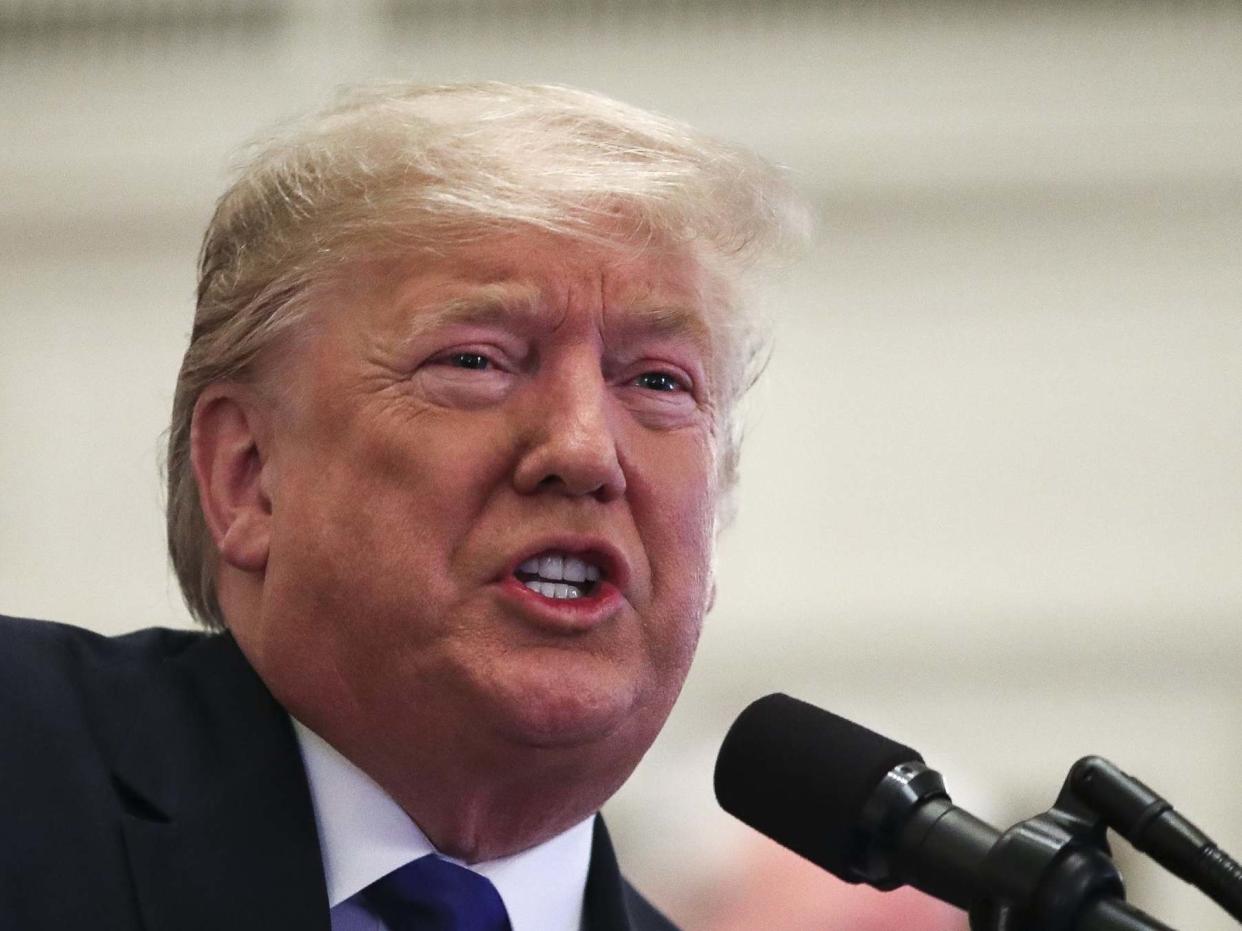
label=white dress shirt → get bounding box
[292,718,594,931]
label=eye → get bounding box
[444,352,491,370]
[633,371,686,392]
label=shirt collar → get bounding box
[291,717,594,931]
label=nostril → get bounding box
[512,431,626,500]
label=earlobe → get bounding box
[190,386,273,573]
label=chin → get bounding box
[482,663,658,751]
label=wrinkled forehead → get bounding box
[332,227,735,360]
[249,225,745,423]
[408,228,719,314]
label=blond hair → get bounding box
[167,81,809,629]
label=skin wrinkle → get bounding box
[385,251,717,381]
[285,248,722,433]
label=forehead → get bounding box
[350,229,725,345]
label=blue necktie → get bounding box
[361,854,513,931]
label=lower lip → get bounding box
[496,577,622,630]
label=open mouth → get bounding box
[514,551,604,600]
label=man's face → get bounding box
[240,229,721,792]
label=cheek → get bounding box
[355,403,517,499]
[629,432,717,655]
[276,409,517,602]
[640,431,717,559]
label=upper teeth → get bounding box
[518,552,602,583]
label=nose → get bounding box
[512,365,627,502]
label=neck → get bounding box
[317,712,630,863]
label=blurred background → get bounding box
[2,1,1239,928]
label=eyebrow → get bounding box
[606,300,713,348]
[398,281,713,351]
[397,282,544,342]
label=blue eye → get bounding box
[635,371,684,392]
[447,352,490,370]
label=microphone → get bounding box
[714,693,1179,931]
[713,692,995,907]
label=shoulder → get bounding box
[0,615,221,922]
[0,613,206,705]
[0,612,206,665]
[0,613,210,761]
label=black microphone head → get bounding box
[714,693,922,880]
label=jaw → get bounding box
[241,520,707,863]
[338,664,658,862]
[469,647,650,748]
[263,619,673,862]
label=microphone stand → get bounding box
[967,754,1242,930]
[861,758,1178,930]
[966,765,1175,931]
[1069,756,1242,924]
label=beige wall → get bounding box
[2,3,1239,928]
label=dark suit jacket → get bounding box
[0,614,677,931]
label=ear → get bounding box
[190,385,275,573]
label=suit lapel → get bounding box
[584,816,635,931]
[100,633,329,931]
[584,816,680,931]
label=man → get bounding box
[0,82,805,930]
